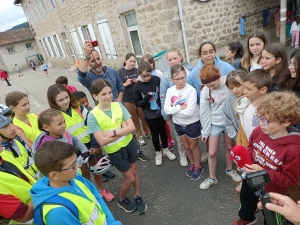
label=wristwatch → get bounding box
[113,130,117,137]
[83,54,90,60]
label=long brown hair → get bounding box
[47,84,78,110]
[241,29,269,71]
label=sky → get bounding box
[0,0,28,32]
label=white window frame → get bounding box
[39,0,47,14]
[49,0,55,9]
[70,29,83,58]
[97,20,117,59]
[78,24,102,58]
[44,37,54,57]
[55,34,66,57]
[41,39,49,56]
[50,36,61,57]
[33,0,42,18]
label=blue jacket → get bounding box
[77,67,125,101]
[187,57,235,104]
[30,175,121,225]
[160,63,193,120]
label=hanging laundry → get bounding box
[262,8,270,27]
[239,17,245,36]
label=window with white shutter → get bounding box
[97,20,117,59]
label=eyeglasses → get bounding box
[173,76,186,82]
[56,160,78,172]
[259,117,270,125]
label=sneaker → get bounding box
[199,177,218,190]
[163,148,176,160]
[100,189,114,201]
[168,141,175,151]
[201,151,208,162]
[186,164,195,177]
[296,46,299,48]
[226,170,242,182]
[233,217,257,225]
[235,182,242,193]
[134,196,147,215]
[117,197,136,213]
[145,133,152,139]
[180,155,188,167]
[102,175,108,183]
[291,43,294,46]
[138,152,150,162]
[155,151,162,166]
[191,167,204,181]
[138,136,146,146]
[103,170,116,178]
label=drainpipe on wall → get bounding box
[280,0,287,44]
[177,0,190,63]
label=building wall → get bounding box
[20,0,278,71]
[0,39,40,72]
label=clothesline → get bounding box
[241,4,280,20]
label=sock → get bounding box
[210,177,215,180]
[227,169,232,172]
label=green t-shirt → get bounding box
[87,103,131,134]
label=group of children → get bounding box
[1,27,300,225]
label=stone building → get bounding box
[14,0,279,71]
[0,28,41,72]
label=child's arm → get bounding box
[199,89,212,139]
[223,97,237,139]
[133,85,151,108]
[15,129,32,150]
[101,118,135,138]
[176,88,198,117]
[70,134,88,155]
[164,88,181,115]
[160,72,171,120]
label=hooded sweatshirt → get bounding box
[248,126,300,194]
[223,91,240,139]
[187,57,235,104]
[200,76,228,138]
[30,175,121,225]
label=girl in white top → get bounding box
[164,64,203,181]
[290,16,300,48]
[199,65,242,190]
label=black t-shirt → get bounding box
[117,67,139,102]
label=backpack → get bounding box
[33,195,79,225]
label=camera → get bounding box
[91,40,98,47]
[246,171,277,225]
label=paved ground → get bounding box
[0,67,266,225]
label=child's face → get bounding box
[140,71,152,82]
[224,47,236,61]
[243,81,265,101]
[55,91,70,111]
[0,123,16,140]
[200,44,216,65]
[55,153,79,181]
[228,83,244,97]
[288,56,297,78]
[172,71,186,89]
[43,114,66,138]
[78,96,89,109]
[11,97,30,116]
[258,117,289,138]
[204,78,221,90]
[167,52,182,67]
[261,50,281,73]
[249,37,264,57]
[125,56,136,70]
[93,86,113,104]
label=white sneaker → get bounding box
[291,43,294,46]
[179,155,188,167]
[138,136,146,146]
[296,46,299,48]
[163,148,176,160]
[201,151,208,162]
[199,177,218,190]
[226,170,242,182]
[155,151,162,166]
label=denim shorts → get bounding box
[174,121,201,139]
[210,125,226,136]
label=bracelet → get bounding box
[113,130,116,137]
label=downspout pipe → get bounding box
[280,0,287,44]
[177,0,190,63]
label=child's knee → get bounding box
[209,152,217,158]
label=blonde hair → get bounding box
[256,92,300,124]
[166,48,183,62]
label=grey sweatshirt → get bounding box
[223,91,239,139]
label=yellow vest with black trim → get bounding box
[2,139,38,179]
[90,102,132,154]
[13,113,42,143]
[62,108,90,144]
[42,178,106,225]
[0,152,36,224]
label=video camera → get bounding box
[246,170,277,225]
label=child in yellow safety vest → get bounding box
[88,79,147,215]
[46,84,114,201]
[30,141,121,225]
[5,91,42,150]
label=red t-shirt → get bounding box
[0,194,28,219]
[67,85,78,94]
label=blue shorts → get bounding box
[210,125,226,136]
[174,121,201,139]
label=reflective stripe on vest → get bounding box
[3,139,38,179]
[90,102,132,154]
[42,178,106,225]
[62,108,90,144]
[13,113,41,142]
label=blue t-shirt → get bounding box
[87,103,131,134]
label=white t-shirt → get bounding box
[243,103,260,140]
[250,61,262,72]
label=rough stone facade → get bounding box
[19,0,279,71]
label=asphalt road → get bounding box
[0,67,266,225]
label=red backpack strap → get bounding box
[74,106,84,120]
[64,132,73,145]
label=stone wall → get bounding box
[20,0,279,70]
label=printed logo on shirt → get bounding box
[171,95,186,106]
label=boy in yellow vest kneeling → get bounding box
[30,141,121,225]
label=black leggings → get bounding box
[145,116,168,152]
